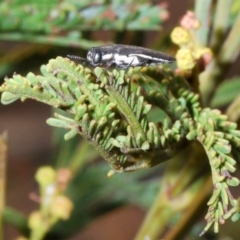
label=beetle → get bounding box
[68,44,175,69]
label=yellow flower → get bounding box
[176,49,195,70]
[28,211,43,229]
[35,166,56,186]
[171,27,191,45]
[50,195,73,220]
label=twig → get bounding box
[0,132,8,240]
[194,0,212,46]
[200,10,240,106]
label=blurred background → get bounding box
[1,0,240,240]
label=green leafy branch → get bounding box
[0,57,240,234]
[1,58,188,172]
[0,0,167,49]
[186,107,240,235]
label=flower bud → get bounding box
[171,27,191,45]
[176,49,195,70]
[35,166,56,186]
[50,195,73,220]
[28,211,43,229]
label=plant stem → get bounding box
[218,10,240,63]
[68,140,99,172]
[134,143,209,240]
[134,184,174,240]
[0,132,8,240]
[0,33,102,49]
[200,10,240,106]
[210,0,232,53]
[194,0,212,46]
[164,175,212,240]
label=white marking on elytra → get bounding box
[102,53,114,61]
[114,54,140,66]
[129,53,169,63]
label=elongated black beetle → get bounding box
[68,44,175,69]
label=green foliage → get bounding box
[0,0,166,49]
[1,58,191,172]
[210,77,240,107]
[1,57,240,236]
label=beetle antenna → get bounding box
[67,55,87,62]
